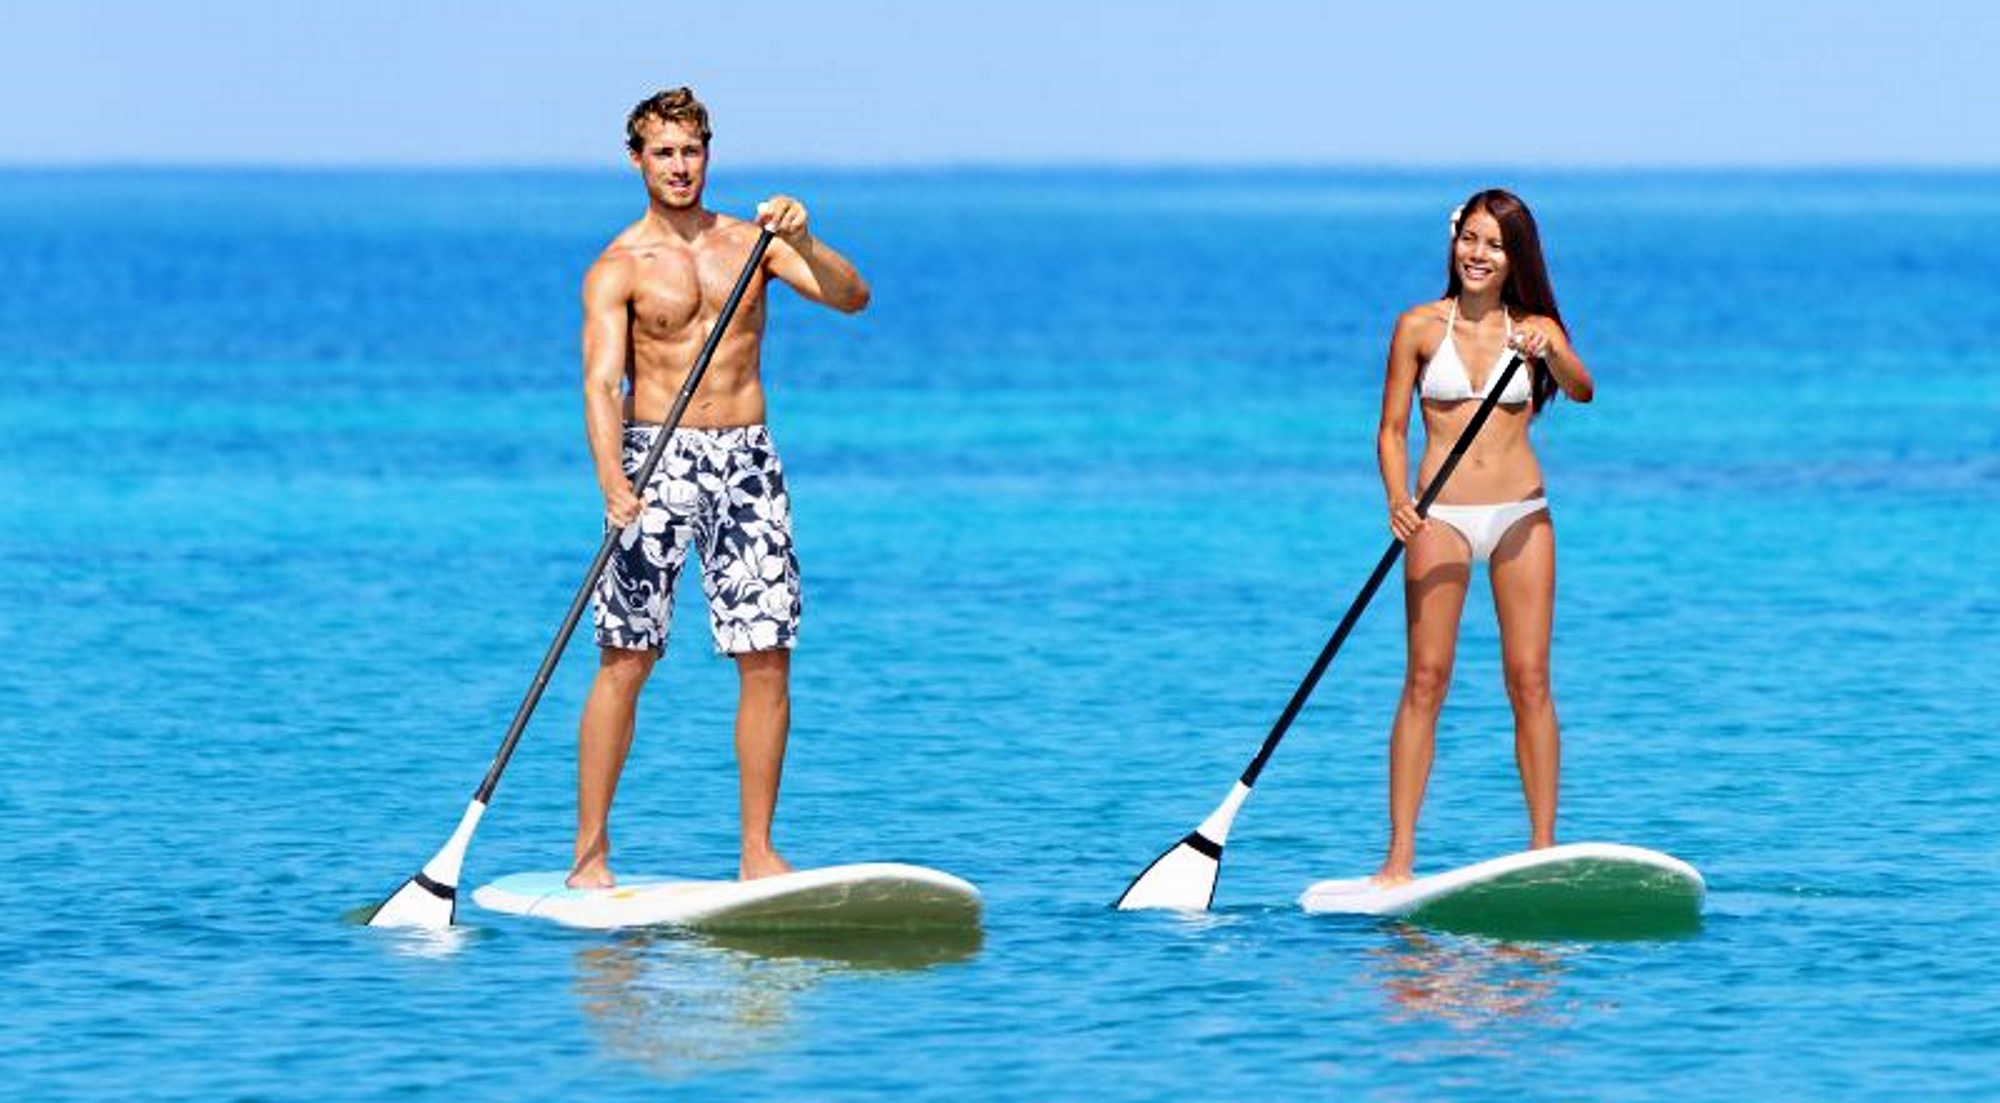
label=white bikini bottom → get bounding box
[1426,498,1549,562]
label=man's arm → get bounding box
[580,253,643,527]
[755,195,870,313]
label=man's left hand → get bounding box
[755,195,810,240]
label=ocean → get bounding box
[1,167,1995,1101]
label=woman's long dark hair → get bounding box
[1444,188,1564,413]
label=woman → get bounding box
[1373,188,1594,885]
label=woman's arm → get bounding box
[1515,316,1594,403]
[1378,309,1429,541]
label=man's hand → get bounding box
[755,195,810,240]
[602,481,644,528]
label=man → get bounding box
[571,87,870,888]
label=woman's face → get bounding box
[1453,208,1509,296]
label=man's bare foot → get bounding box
[566,862,616,890]
[739,849,794,881]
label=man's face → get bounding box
[630,118,708,210]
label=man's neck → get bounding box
[644,203,715,242]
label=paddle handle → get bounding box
[470,229,775,804]
[1237,354,1526,787]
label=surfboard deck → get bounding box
[1299,842,1704,939]
[472,862,982,932]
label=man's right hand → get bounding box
[603,482,644,528]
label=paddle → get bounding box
[368,228,775,929]
[1114,353,1527,911]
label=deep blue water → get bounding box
[2,168,1997,1101]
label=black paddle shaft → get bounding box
[1237,354,1527,788]
[469,228,774,804]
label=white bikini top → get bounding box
[1420,299,1533,406]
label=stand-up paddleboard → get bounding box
[473,863,981,932]
[1299,842,1704,939]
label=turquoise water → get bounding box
[3,168,1997,1100]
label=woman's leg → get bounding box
[1490,511,1559,849]
[1377,520,1472,883]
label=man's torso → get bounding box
[608,217,772,427]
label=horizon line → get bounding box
[3,158,1997,175]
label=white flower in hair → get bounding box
[1449,204,1465,233]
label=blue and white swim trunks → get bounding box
[593,423,802,655]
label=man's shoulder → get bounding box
[596,222,653,264]
[587,223,657,282]
[698,215,766,261]
[582,238,643,302]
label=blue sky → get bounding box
[4,0,1992,168]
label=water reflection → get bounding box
[573,926,982,1078]
[1363,926,1578,1029]
[345,903,481,959]
[382,924,480,960]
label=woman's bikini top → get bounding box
[1419,299,1533,406]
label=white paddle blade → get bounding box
[366,800,487,929]
[368,873,457,929]
[1114,833,1222,911]
[1115,782,1251,912]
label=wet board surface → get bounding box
[1299,842,1705,939]
[473,862,982,932]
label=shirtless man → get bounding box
[570,87,870,889]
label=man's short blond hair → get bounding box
[626,87,712,152]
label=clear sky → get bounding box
[4,0,1992,168]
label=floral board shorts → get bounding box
[592,423,802,656]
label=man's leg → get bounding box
[733,649,793,880]
[570,646,657,888]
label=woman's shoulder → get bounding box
[1392,300,1452,348]
[1396,299,1451,329]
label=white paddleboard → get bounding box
[1300,842,1704,938]
[472,862,982,932]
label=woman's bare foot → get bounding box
[1370,865,1414,888]
[566,861,616,890]
[1372,840,1416,887]
[739,848,794,881]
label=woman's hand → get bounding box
[1388,498,1426,542]
[1509,317,1560,361]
